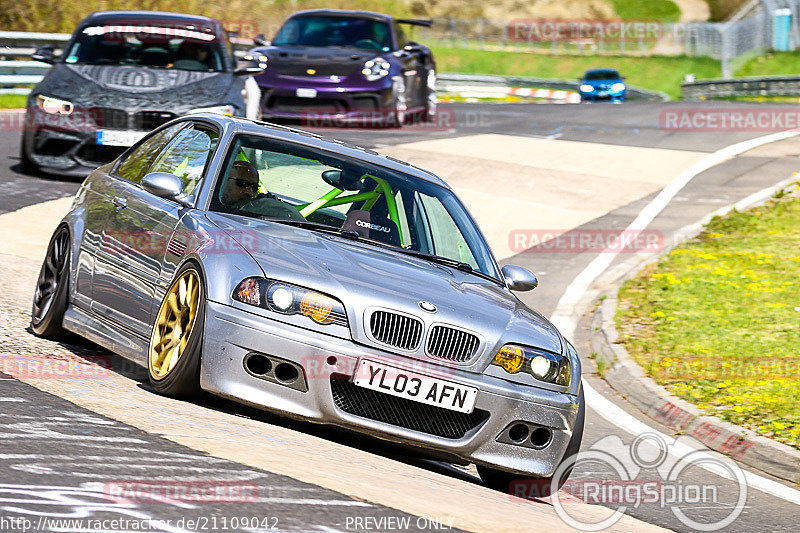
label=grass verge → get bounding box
[608,0,681,22]
[616,184,800,449]
[432,47,721,99]
[736,51,800,78]
[0,94,27,109]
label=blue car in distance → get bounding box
[578,68,626,102]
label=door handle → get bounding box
[112,196,127,211]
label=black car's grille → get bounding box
[369,311,423,351]
[77,144,127,164]
[330,375,489,439]
[426,326,480,363]
[268,96,346,114]
[274,62,358,77]
[93,107,128,129]
[134,111,176,131]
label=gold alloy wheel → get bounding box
[149,269,201,379]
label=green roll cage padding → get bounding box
[296,174,406,247]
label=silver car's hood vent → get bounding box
[426,325,480,363]
[368,310,423,351]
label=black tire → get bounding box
[387,78,406,128]
[19,134,38,175]
[147,263,205,399]
[478,387,586,498]
[31,225,71,339]
[421,68,437,123]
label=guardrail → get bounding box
[439,73,669,102]
[0,31,668,101]
[682,75,800,100]
[0,31,257,94]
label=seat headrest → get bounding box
[342,210,400,246]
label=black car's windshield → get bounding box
[273,16,393,51]
[64,23,227,71]
[584,70,621,80]
[209,134,500,281]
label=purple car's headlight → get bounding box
[362,58,390,81]
[233,277,348,327]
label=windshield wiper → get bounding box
[397,249,503,284]
[261,218,502,283]
[393,248,472,272]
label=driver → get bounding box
[220,160,259,209]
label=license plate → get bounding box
[96,130,147,147]
[296,88,318,98]
[353,359,478,414]
[598,91,608,96]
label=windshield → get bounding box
[273,16,393,51]
[64,23,227,71]
[209,135,500,280]
[584,70,620,80]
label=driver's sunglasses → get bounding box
[233,178,258,193]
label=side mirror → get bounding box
[141,172,191,207]
[253,33,270,46]
[501,264,538,292]
[234,66,265,76]
[32,45,55,64]
[404,42,423,53]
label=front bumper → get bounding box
[21,106,177,175]
[258,78,398,123]
[201,300,581,477]
[580,89,626,101]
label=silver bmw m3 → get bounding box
[31,113,584,495]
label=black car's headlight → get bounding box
[37,94,74,115]
[491,344,571,386]
[233,277,348,327]
[362,58,390,81]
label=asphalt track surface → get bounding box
[1,101,800,532]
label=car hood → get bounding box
[255,45,383,79]
[208,213,563,359]
[34,63,233,110]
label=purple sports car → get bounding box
[249,9,437,126]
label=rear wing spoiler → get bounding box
[395,18,433,27]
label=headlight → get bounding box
[491,344,571,386]
[37,94,74,115]
[362,58,390,81]
[243,54,269,69]
[579,84,594,93]
[188,104,236,116]
[233,277,348,327]
[611,82,626,92]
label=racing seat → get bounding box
[342,210,400,246]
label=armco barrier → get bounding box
[0,31,668,102]
[682,75,800,100]
[439,73,668,102]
